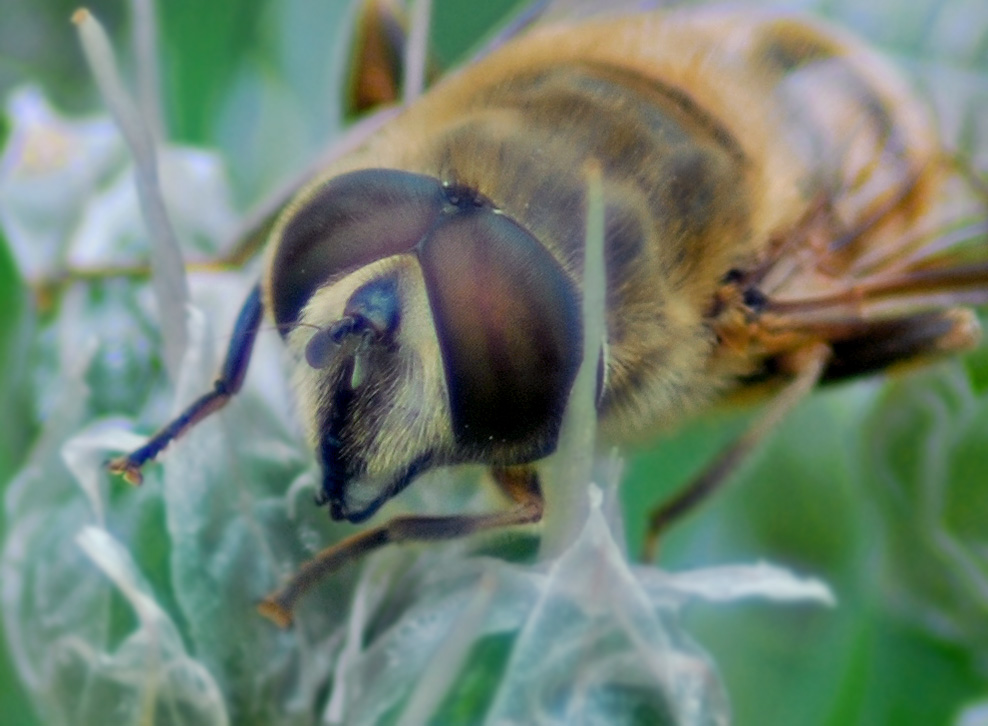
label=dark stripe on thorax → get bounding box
[481,60,749,170]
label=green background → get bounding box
[1,1,986,724]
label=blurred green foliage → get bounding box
[0,220,35,726]
[1,0,986,724]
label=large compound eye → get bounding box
[270,169,445,331]
[420,208,582,454]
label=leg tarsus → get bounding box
[106,382,232,484]
[106,284,263,484]
[259,465,543,627]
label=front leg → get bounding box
[258,465,544,627]
[107,283,264,484]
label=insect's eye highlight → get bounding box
[441,181,492,210]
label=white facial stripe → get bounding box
[289,255,457,514]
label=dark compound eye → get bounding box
[273,167,583,462]
[419,207,582,454]
[270,169,445,332]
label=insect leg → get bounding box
[258,466,543,627]
[642,343,831,562]
[106,283,264,484]
[765,262,988,319]
[808,308,980,382]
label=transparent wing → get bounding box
[509,0,987,156]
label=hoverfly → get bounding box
[97,0,988,632]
